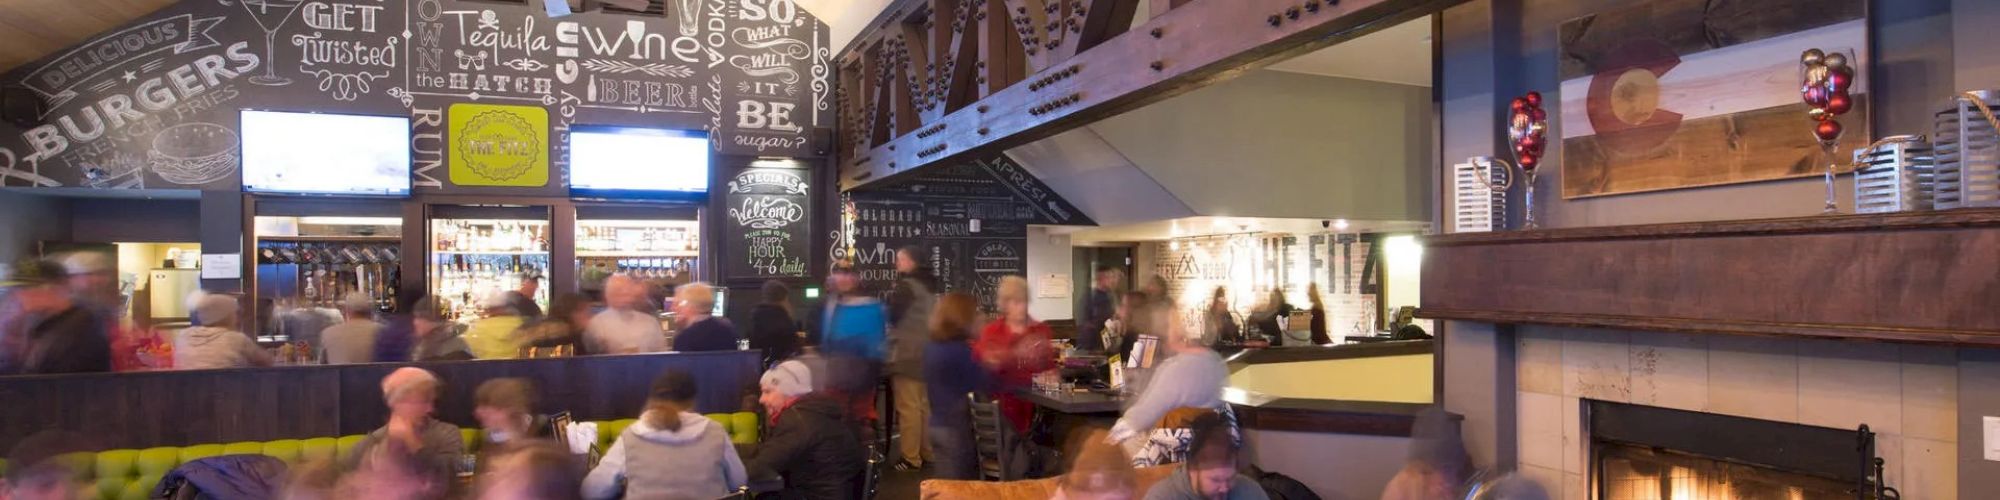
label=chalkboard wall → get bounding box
[0,0,831,191]
[843,154,1091,309]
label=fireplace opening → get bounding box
[1587,400,1897,500]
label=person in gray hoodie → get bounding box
[582,369,747,500]
[1144,413,1267,500]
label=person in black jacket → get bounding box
[747,280,801,368]
[1307,283,1330,345]
[668,282,740,352]
[2,259,109,375]
[747,360,865,500]
[1077,266,1120,353]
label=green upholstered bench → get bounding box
[49,412,761,500]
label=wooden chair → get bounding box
[968,393,1011,481]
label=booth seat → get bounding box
[6,412,761,500]
[918,465,1176,500]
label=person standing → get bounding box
[582,370,747,499]
[745,360,864,500]
[886,246,937,471]
[816,266,888,424]
[344,367,464,500]
[1203,287,1235,345]
[514,293,591,356]
[668,282,740,352]
[922,292,989,480]
[173,293,274,370]
[747,280,801,367]
[507,274,543,320]
[1307,283,1330,346]
[1078,266,1121,353]
[1141,414,1268,500]
[2,259,110,375]
[464,292,527,359]
[320,293,382,364]
[975,276,1056,434]
[585,275,667,354]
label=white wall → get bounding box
[1245,429,1412,500]
[1025,226,1074,321]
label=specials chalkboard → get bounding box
[725,167,810,279]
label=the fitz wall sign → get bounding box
[449,103,546,187]
[0,0,831,190]
[1558,0,1868,198]
[844,154,1091,310]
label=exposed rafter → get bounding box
[835,0,1458,189]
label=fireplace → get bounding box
[1587,400,1898,500]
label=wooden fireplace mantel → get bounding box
[1416,209,2000,345]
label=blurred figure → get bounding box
[1053,433,1138,500]
[1307,284,1329,346]
[1380,408,1474,500]
[1140,276,1169,303]
[507,274,543,320]
[815,265,887,424]
[585,274,666,354]
[1077,265,1121,353]
[1248,289,1290,345]
[465,292,526,359]
[583,370,746,499]
[746,280,800,367]
[923,292,989,480]
[474,440,583,500]
[473,378,553,463]
[1104,291,1150,361]
[1142,413,1267,500]
[1204,287,1236,345]
[344,367,463,500]
[372,294,429,362]
[174,293,273,370]
[60,252,119,317]
[514,293,590,356]
[1109,291,1230,468]
[975,276,1055,433]
[321,293,382,365]
[746,360,863,500]
[1,259,109,374]
[1463,474,1551,500]
[668,282,739,352]
[886,246,937,471]
[410,302,472,362]
[0,431,94,500]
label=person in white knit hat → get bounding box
[172,292,271,370]
[744,360,864,500]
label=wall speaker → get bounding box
[811,127,834,157]
[0,86,46,128]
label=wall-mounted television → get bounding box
[568,127,710,198]
[241,110,412,196]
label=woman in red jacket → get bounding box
[974,275,1056,433]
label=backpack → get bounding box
[1249,465,1322,500]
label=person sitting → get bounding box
[1,431,95,500]
[473,378,553,463]
[173,293,274,370]
[1143,413,1267,500]
[668,282,740,352]
[320,293,382,365]
[475,439,583,500]
[582,370,747,499]
[1054,434,1140,500]
[585,275,666,354]
[344,367,464,499]
[745,360,864,500]
[1108,302,1230,467]
[465,292,527,359]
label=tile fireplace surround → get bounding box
[1514,327,1958,499]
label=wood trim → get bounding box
[1420,208,2000,247]
[1227,340,1433,365]
[1418,209,2000,346]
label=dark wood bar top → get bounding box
[0,351,762,453]
[1017,389,1126,415]
[1419,209,2000,345]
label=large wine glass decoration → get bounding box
[240,0,304,86]
[1800,48,1856,214]
[1508,91,1549,229]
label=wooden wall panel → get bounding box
[1417,210,2000,345]
[0,351,760,452]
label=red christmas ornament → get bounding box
[1525,91,1543,107]
[1530,108,1547,121]
[1827,67,1853,92]
[1511,98,1528,113]
[1803,86,1829,107]
[1514,142,1530,156]
[1814,119,1843,142]
[1520,134,1543,152]
[1825,92,1853,115]
[1519,154,1540,171]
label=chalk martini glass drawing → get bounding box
[239,0,304,86]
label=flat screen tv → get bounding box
[568,127,710,198]
[240,110,412,196]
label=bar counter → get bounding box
[0,351,761,453]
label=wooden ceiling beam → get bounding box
[838,0,1459,189]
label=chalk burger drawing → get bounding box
[151,123,239,185]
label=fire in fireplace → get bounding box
[1587,401,1897,500]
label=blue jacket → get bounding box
[155,455,287,500]
[819,300,887,361]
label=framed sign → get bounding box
[724,167,811,279]
[449,103,550,187]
